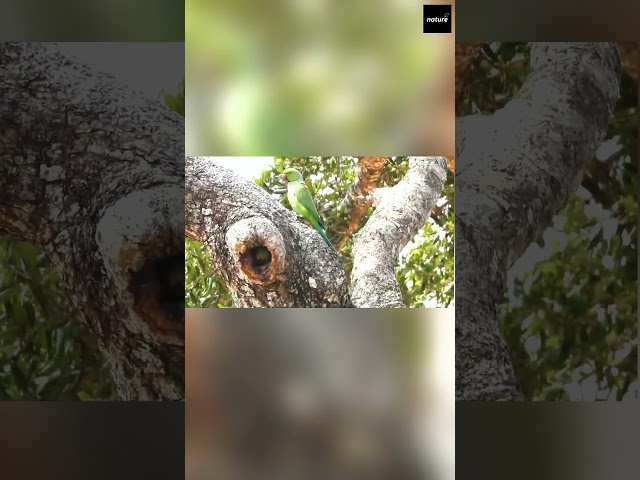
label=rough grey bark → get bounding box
[351,157,447,308]
[456,43,621,400]
[0,43,185,400]
[185,157,350,307]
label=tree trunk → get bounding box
[350,157,448,308]
[0,42,185,400]
[455,43,621,400]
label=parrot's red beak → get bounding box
[281,174,288,182]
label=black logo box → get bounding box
[423,4,452,33]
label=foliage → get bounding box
[397,170,455,308]
[185,239,234,308]
[459,42,531,116]
[501,190,637,400]
[0,238,114,400]
[163,79,185,116]
[185,157,455,308]
[469,43,638,399]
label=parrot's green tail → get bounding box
[318,226,338,253]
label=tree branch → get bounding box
[185,157,350,307]
[0,43,185,400]
[336,156,388,249]
[455,42,621,400]
[350,157,447,308]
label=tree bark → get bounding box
[350,157,447,308]
[455,43,621,400]
[185,157,350,308]
[0,43,185,400]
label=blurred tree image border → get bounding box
[455,42,637,401]
[185,156,454,308]
[0,1,184,41]
[0,43,186,400]
[186,309,453,480]
[186,0,454,156]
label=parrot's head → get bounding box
[281,168,303,183]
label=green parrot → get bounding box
[281,168,336,252]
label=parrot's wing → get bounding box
[294,184,325,229]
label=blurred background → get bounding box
[0,403,184,479]
[0,43,184,400]
[185,0,454,156]
[186,308,454,480]
[457,402,640,480]
[456,0,640,41]
[457,42,637,400]
[0,0,183,40]
[185,156,454,308]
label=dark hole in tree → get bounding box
[130,253,185,330]
[154,253,185,307]
[246,246,272,274]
